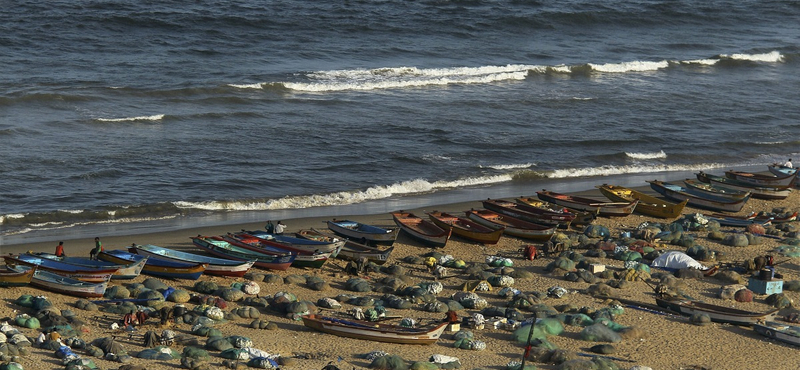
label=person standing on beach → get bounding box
[274,221,286,235]
[89,237,102,260]
[265,220,275,233]
[55,241,66,257]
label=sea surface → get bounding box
[2,0,799,245]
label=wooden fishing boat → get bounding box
[707,210,798,225]
[8,265,107,298]
[695,171,791,200]
[301,314,447,345]
[326,219,399,246]
[4,255,117,283]
[391,211,451,248]
[242,230,343,256]
[647,180,750,212]
[222,233,330,268]
[536,189,638,217]
[683,178,751,200]
[767,163,797,177]
[35,252,147,280]
[464,209,555,241]
[301,228,394,264]
[701,213,772,227]
[190,236,296,271]
[0,265,36,287]
[596,184,687,219]
[128,243,256,277]
[482,198,573,228]
[753,321,800,347]
[427,211,504,244]
[98,250,207,280]
[514,197,597,226]
[654,295,778,326]
[725,169,797,189]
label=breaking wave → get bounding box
[625,150,667,160]
[96,114,165,122]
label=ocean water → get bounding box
[2,0,799,244]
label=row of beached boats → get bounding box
[0,221,403,298]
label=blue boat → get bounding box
[98,249,207,280]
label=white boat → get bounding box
[8,265,107,298]
[753,321,800,347]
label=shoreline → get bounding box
[2,170,798,370]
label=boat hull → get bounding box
[725,169,797,189]
[464,209,555,241]
[648,180,749,213]
[391,212,451,248]
[696,171,791,200]
[9,265,106,298]
[427,211,504,244]
[327,220,399,246]
[129,244,255,277]
[536,190,638,217]
[98,250,207,280]
[220,234,328,268]
[0,266,36,287]
[597,184,687,219]
[4,255,116,283]
[655,296,778,326]
[35,253,146,280]
[191,236,296,271]
[753,321,800,346]
[301,314,447,345]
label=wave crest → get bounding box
[588,60,670,73]
[625,150,667,160]
[97,114,165,122]
[720,51,784,63]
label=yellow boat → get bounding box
[596,184,687,219]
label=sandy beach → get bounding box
[2,184,799,370]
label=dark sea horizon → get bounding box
[2,0,799,246]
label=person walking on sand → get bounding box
[89,237,103,260]
[265,220,275,233]
[274,221,286,235]
[55,241,66,257]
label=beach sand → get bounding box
[2,186,799,370]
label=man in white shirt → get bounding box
[274,221,286,234]
[783,159,793,168]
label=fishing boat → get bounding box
[596,184,687,219]
[34,253,147,280]
[695,171,791,200]
[427,211,504,244]
[222,233,330,268]
[753,321,800,347]
[536,189,638,217]
[0,265,36,287]
[98,250,207,280]
[647,180,750,213]
[391,211,451,248]
[128,243,256,277]
[683,178,751,200]
[3,255,116,283]
[725,169,797,189]
[767,163,798,177]
[241,230,343,256]
[482,198,574,228]
[301,314,448,345]
[464,209,555,241]
[326,219,399,246]
[190,236,296,271]
[707,210,798,225]
[701,213,772,227]
[7,265,107,298]
[515,197,597,226]
[301,228,394,264]
[654,295,779,326]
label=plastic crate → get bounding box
[747,277,783,295]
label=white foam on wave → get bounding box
[625,150,667,160]
[480,163,535,170]
[97,114,165,122]
[681,59,719,66]
[174,174,513,211]
[547,163,727,179]
[280,64,544,92]
[588,60,669,73]
[228,83,264,89]
[720,51,784,63]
